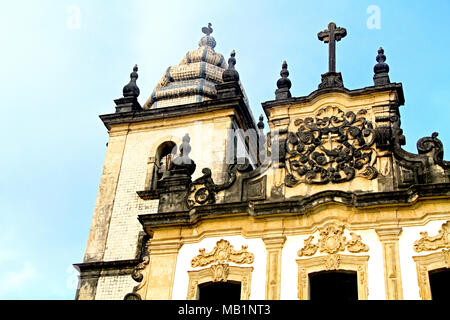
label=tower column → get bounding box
[263,234,286,300]
[376,227,404,300]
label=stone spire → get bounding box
[275,61,292,100]
[373,47,390,86]
[222,50,240,82]
[114,64,142,113]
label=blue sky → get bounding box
[0,0,448,299]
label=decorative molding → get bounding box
[297,224,369,257]
[413,221,450,252]
[296,254,369,300]
[187,265,254,300]
[285,106,378,186]
[413,250,450,300]
[191,239,254,268]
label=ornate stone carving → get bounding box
[131,256,149,282]
[417,132,450,169]
[413,221,450,252]
[285,106,378,186]
[298,224,369,257]
[187,161,252,208]
[318,224,347,254]
[210,263,230,282]
[346,232,370,253]
[191,239,254,268]
[297,236,318,256]
[324,254,340,270]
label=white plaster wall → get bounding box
[280,229,385,300]
[172,235,267,300]
[398,219,447,300]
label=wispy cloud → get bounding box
[0,261,36,297]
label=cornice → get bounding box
[138,182,450,229]
[100,95,256,132]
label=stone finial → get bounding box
[257,114,265,130]
[222,50,240,82]
[114,64,142,112]
[373,47,390,86]
[171,133,196,176]
[202,23,213,36]
[199,23,216,48]
[123,64,140,98]
[275,61,292,100]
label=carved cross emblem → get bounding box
[318,22,347,73]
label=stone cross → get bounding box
[318,22,347,73]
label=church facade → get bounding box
[74,23,450,300]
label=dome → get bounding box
[144,24,228,109]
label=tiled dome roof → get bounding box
[144,25,228,109]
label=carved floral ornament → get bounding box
[413,221,450,253]
[285,106,378,186]
[298,223,369,257]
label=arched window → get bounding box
[148,141,177,190]
[155,141,177,180]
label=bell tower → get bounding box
[75,24,258,300]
